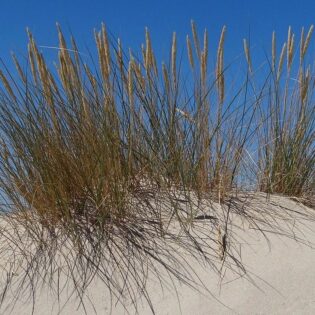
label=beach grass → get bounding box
[0,21,313,313]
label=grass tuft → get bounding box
[0,22,313,313]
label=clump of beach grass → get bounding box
[0,21,313,314]
[256,26,315,207]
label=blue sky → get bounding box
[0,0,315,70]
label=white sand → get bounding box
[1,194,315,314]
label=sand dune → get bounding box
[1,194,315,315]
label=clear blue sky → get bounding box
[1,0,315,69]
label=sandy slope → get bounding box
[1,194,315,315]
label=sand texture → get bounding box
[1,194,315,315]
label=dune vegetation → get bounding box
[0,21,314,313]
